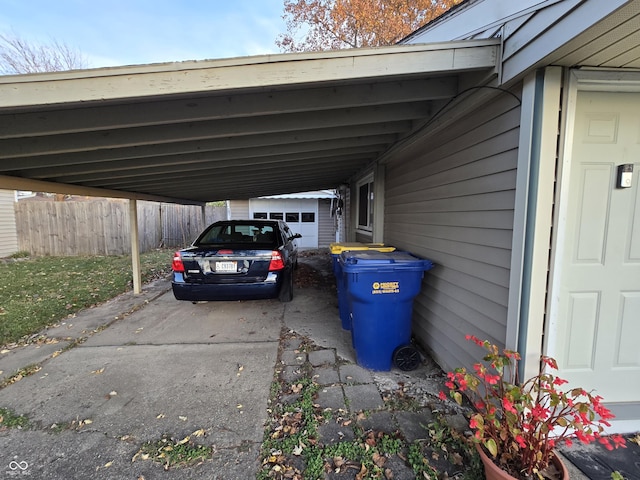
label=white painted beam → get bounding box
[1,123,409,169]
[0,174,205,205]
[25,136,395,180]
[0,77,457,138]
[0,42,498,108]
[53,146,384,185]
[129,199,142,295]
[0,103,429,159]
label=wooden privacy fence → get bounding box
[15,200,226,256]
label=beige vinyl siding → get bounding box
[228,200,250,219]
[317,199,334,248]
[0,190,18,257]
[383,89,521,372]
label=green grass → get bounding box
[259,372,480,480]
[0,249,173,346]
[0,407,29,429]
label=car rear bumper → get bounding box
[171,273,281,301]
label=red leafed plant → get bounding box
[440,335,626,479]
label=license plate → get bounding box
[215,261,237,273]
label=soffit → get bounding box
[0,41,499,204]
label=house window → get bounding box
[269,212,284,220]
[286,212,299,223]
[253,212,267,219]
[357,180,374,231]
[301,212,315,222]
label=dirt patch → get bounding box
[295,249,336,290]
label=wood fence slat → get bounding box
[14,201,226,256]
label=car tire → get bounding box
[278,268,294,302]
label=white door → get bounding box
[550,91,640,402]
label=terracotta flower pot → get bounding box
[475,443,569,480]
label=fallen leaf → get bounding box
[292,444,303,455]
[192,428,206,437]
[237,404,243,409]
[51,350,62,358]
[104,461,113,468]
[156,413,165,419]
[109,391,117,396]
[91,368,105,375]
[355,464,368,480]
[373,452,386,468]
[1,349,10,354]
[179,416,187,421]
[176,435,190,445]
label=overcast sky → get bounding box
[0,0,287,68]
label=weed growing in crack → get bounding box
[262,332,481,479]
[0,407,29,429]
[0,363,42,389]
[133,433,213,469]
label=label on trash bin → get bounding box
[372,281,400,294]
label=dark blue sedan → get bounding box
[171,219,301,302]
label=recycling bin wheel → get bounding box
[393,345,421,371]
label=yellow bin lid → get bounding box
[329,242,395,254]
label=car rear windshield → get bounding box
[196,223,278,245]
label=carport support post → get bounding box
[130,199,142,294]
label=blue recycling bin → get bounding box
[340,251,433,371]
[329,243,395,330]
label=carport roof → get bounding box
[0,41,499,204]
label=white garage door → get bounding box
[249,199,318,248]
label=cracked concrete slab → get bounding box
[0,286,280,480]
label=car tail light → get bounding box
[268,251,285,271]
[172,252,185,272]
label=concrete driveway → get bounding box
[0,275,338,479]
[1,254,598,480]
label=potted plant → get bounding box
[440,335,626,480]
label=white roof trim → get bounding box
[402,0,564,43]
[257,190,336,199]
[0,41,499,108]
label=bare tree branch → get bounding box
[0,31,89,75]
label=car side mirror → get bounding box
[292,233,302,239]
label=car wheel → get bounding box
[278,268,294,302]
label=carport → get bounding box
[0,41,498,291]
